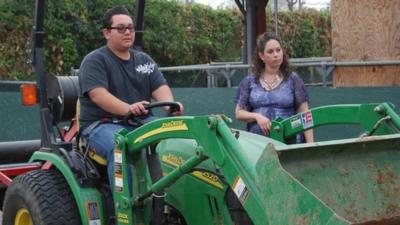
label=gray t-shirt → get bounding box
[78,46,167,129]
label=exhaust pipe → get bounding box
[0,140,41,163]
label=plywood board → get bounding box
[331,0,400,86]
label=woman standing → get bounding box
[235,32,313,143]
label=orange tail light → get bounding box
[20,84,38,106]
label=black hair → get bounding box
[102,6,133,29]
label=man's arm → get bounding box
[88,87,149,116]
[151,85,173,101]
[152,85,184,115]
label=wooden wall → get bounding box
[331,0,400,86]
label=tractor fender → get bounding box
[29,151,105,225]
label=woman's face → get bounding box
[258,39,283,68]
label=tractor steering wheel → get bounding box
[123,101,181,127]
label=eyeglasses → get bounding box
[108,25,135,34]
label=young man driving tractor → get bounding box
[78,5,183,188]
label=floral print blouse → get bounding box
[235,72,309,142]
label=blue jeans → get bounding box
[81,116,156,189]
[82,123,135,188]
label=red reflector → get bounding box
[20,84,38,106]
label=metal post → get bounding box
[134,0,145,51]
[256,0,267,37]
[33,0,56,147]
[246,0,256,64]
[234,0,247,64]
[274,0,278,36]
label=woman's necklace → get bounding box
[260,74,282,90]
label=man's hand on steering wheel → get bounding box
[128,101,150,116]
[124,101,184,126]
[169,102,184,116]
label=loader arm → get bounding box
[111,115,347,225]
[270,102,400,143]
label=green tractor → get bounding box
[2,0,400,225]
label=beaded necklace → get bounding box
[260,74,282,90]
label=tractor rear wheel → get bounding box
[2,169,81,225]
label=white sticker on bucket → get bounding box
[290,115,302,129]
[232,176,249,204]
[301,111,314,129]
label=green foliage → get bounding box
[267,8,331,58]
[0,0,33,80]
[0,0,331,80]
[0,0,135,80]
[143,0,241,66]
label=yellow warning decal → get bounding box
[162,154,224,190]
[134,120,188,143]
[117,212,129,224]
[192,171,224,190]
[161,154,186,167]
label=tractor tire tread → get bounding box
[2,169,81,225]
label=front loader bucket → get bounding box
[256,134,400,225]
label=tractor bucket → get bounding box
[254,133,400,225]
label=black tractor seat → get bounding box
[47,74,107,166]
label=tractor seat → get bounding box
[47,74,107,166]
[75,99,108,166]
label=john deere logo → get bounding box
[162,154,224,189]
[117,212,129,224]
[162,154,185,167]
[134,120,188,143]
[161,120,185,128]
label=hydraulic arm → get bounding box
[112,115,349,225]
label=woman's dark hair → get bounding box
[252,32,291,80]
[102,6,133,29]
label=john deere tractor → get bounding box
[2,0,400,225]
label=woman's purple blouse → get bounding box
[235,72,309,138]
